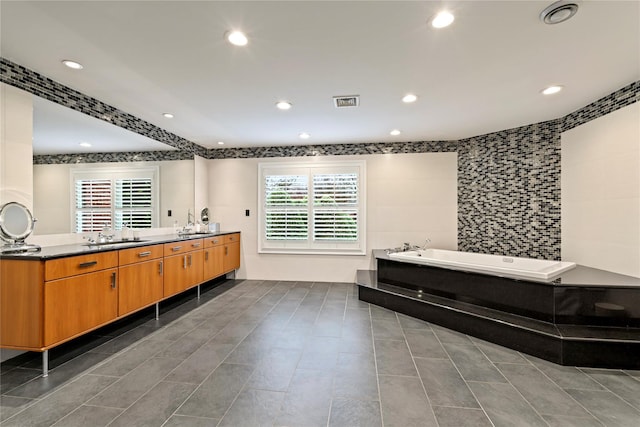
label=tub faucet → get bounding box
[422,238,432,250]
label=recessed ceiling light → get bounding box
[79,142,92,148]
[162,113,174,119]
[402,94,418,103]
[431,11,455,28]
[226,30,248,46]
[276,101,292,110]
[540,1,579,25]
[541,85,563,95]
[299,132,311,140]
[62,60,83,70]
[217,141,225,145]
[390,129,401,136]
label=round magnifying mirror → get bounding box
[0,202,36,244]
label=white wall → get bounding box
[33,159,195,234]
[562,102,640,277]
[194,155,209,221]
[208,152,458,282]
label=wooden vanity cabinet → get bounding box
[44,252,119,346]
[203,236,225,280]
[223,233,241,273]
[117,244,164,316]
[163,239,203,298]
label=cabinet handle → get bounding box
[159,261,163,275]
[111,272,117,289]
[192,243,201,248]
[225,246,228,256]
[172,246,182,252]
[183,255,187,269]
[79,261,98,268]
[212,239,219,244]
[188,254,192,267]
[138,251,151,258]
[205,251,209,261]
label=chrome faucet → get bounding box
[187,209,194,226]
[422,238,431,250]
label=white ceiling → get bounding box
[2,1,639,153]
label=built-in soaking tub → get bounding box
[388,249,576,282]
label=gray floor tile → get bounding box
[246,348,302,392]
[524,355,604,390]
[176,362,255,419]
[218,388,285,427]
[467,381,548,427]
[51,404,123,427]
[372,318,405,340]
[338,335,374,354]
[1,374,117,427]
[328,397,382,427]
[90,339,171,377]
[374,339,417,376]
[444,342,506,383]
[88,356,182,408]
[404,329,448,358]
[108,381,196,427]
[332,371,378,400]
[379,375,438,427]
[165,339,236,384]
[566,388,640,427]
[473,339,527,364]
[274,369,333,427]
[155,327,216,360]
[432,406,492,427]
[335,352,376,374]
[0,395,35,422]
[297,336,341,371]
[496,362,590,417]
[542,414,605,427]
[89,325,159,355]
[431,324,472,344]
[397,314,431,330]
[370,305,398,320]
[583,369,640,410]
[0,368,45,395]
[414,357,479,408]
[163,414,219,427]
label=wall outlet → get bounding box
[245,209,250,217]
[168,210,172,217]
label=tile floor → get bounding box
[1,279,640,426]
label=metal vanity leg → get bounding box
[42,350,49,377]
[197,284,201,299]
[155,302,160,320]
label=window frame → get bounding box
[70,166,159,232]
[258,160,366,255]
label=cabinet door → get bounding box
[185,250,203,288]
[203,246,225,280]
[118,259,164,316]
[163,253,189,298]
[223,242,241,273]
[44,268,118,346]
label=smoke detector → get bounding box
[540,1,579,24]
[333,95,359,108]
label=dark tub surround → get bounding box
[357,250,640,368]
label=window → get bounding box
[72,167,158,232]
[258,161,366,255]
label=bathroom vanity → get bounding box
[0,232,240,376]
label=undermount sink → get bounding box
[83,239,149,247]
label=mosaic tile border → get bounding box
[1,58,207,158]
[33,150,194,165]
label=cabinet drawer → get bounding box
[224,233,240,244]
[163,239,203,256]
[119,244,163,266]
[45,251,118,281]
[204,236,223,247]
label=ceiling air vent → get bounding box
[333,95,359,108]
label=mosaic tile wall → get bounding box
[33,150,193,165]
[2,57,638,260]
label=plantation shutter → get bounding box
[115,178,153,229]
[264,175,308,240]
[74,179,113,232]
[312,173,358,241]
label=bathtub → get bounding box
[388,249,576,282]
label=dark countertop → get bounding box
[0,231,240,261]
[372,249,640,287]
